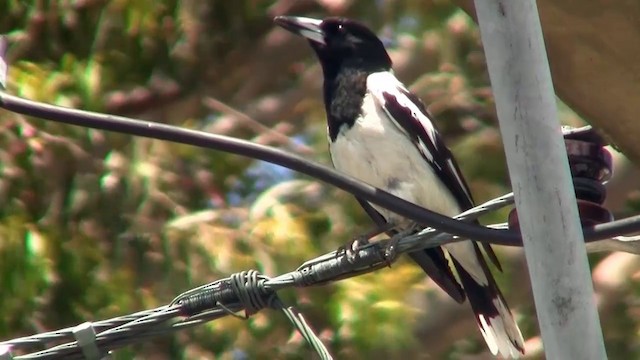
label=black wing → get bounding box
[381,88,474,209]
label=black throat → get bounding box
[323,66,369,142]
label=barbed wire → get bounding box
[0,196,528,359]
[1,271,330,359]
[0,192,501,359]
[1,186,639,358]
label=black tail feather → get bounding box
[409,249,465,303]
[452,245,524,357]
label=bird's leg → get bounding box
[384,223,420,263]
[341,221,397,264]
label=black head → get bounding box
[274,16,392,78]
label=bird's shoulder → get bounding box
[366,71,475,208]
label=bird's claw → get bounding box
[341,235,370,264]
[384,237,400,266]
[383,223,419,265]
[339,221,399,265]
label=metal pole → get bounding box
[473,1,607,359]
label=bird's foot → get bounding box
[384,237,400,264]
[341,221,396,264]
[384,223,420,264]
[343,236,368,264]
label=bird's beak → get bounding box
[274,16,326,45]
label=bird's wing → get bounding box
[371,76,474,208]
[367,71,501,270]
[368,73,522,356]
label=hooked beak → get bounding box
[274,16,326,45]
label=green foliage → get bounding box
[0,1,636,359]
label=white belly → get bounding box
[330,92,487,284]
[329,94,461,224]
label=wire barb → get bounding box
[176,271,272,318]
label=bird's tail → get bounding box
[451,245,525,358]
[408,249,466,303]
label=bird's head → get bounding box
[274,16,392,77]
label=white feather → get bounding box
[367,72,439,153]
[330,91,459,221]
[479,314,500,355]
[479,299,524,358]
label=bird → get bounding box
[274,16,525,358]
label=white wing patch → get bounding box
[366,71,440,159]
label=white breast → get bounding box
[329,93,461,224]
[330,82,488,286]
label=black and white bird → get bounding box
[275,16,525,357]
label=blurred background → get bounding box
[1,0,639,359]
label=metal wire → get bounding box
[0,189,638,358]
[0,194,638,359]
[1,172,637,358]
[2,271,332,360]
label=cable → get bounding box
[1,92,639,245]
